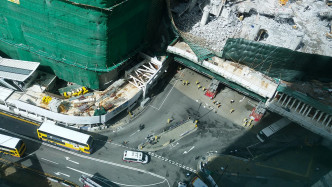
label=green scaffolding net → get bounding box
[0,0,167,89]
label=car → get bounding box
[123,150,149,164]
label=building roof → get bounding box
[0,86,14,102]
[0,58,40,82]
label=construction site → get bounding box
[0,0,332,186]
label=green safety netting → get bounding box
[0,0,167,89]
[222,38,332,82]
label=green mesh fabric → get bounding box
[222,38,332,82]
[0,0,165,89]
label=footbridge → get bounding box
[167,41,332,141]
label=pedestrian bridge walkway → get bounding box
[167,42,332,141]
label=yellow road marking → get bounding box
[0,112,40,127]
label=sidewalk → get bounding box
[138,120,197,152]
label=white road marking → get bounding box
[41,158,58,165]
[54,172,70,177]
[66,167,93,177]
[149,70,183,110]
[25,152,35,157]
[183,146,195,154]
[65,156,79,164]
[129,130,139,137]
[0,128,170,187]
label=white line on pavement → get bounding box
[0,128,170,187]
[149,71,183,111]
[66,167,93,177]
[65,156,79,164]
[41,158,59,165]
[54,172,70,178]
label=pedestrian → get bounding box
[230,99,235,104]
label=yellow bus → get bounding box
[37,121,93,154]
[0,133,26,157]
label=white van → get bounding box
[123,150,149,164]
[257,118,291,142]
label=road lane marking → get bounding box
[66,167,93,177]
[54,172,70,177]
[149,70,183,111]
[65,156,79,164]
[41,158,59,165]
[129,130,140,137]
[0,128,170,187]
[0,111,40,126]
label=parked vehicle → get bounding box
[123,150,149,164]
[257,118,292,142]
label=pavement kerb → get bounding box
[138,121,198,152]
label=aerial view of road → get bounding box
[1,66,332,187]
[1,1,332,186]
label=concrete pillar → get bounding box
[290,99,297,109]
[295,101,301,111]
[317,112,324,122]
[188,0,198,12]
[322,114,329,125]
[299,104,306,114]
[142,86,146,100]
[281,95,288,106]
[285,97,292,107]
[305,107,312,117]
[312,110,319,120]
[200,6,211,27]
[325,117,332,127]
[278,93,284,103]
[302,106,309,115]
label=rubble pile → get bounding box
[172,0,332,56]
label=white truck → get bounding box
[257,118,292,142]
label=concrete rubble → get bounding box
[172,0,332,56]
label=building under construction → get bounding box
[0,0,169,90]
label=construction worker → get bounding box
[248,119,254,127]
[196,80,200,85]
[217,104,221,108]
[243,118,248,126]
[213,100,217,104]
[230,109,235,113]
[202,87,206,91]
[197,84,201,89]
[183,80,186,86]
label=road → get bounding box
[1,67,332,186]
